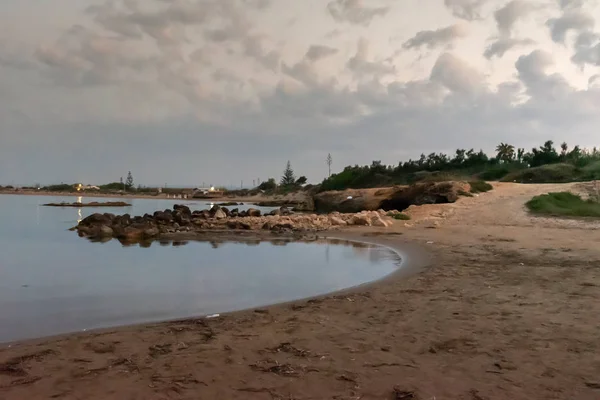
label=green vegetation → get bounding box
[469,181,493,193]
[320,140,600,192]
[526,192,600,218]
[387,211,411,220]
[125,171,134,190]
[42,184,76,192]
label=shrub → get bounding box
[502,163,578,183]
[526,192,600,217]
[387,211,411,220]
[469,181,493,193]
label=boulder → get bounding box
[227,220,252,230]
[143,227,160,238]
[329,216,347,226]
[247,208,261,217]
[214,209,227,220]
[96,225,114,237]
[349,215,371,226]
[79,213,112,227]
[173,204,191,215]
[371,216,391,227]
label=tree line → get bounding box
[319,140,600,191]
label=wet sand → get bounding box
[2,183,600,399]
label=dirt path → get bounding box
[1,183,600,400]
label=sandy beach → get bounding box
[1,183,600,399]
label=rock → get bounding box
[143,227,160,238]
[247,208,261,217]
[371,216,391,227]
[280,206,291,216]
[227,220,252,230]
[173,204,191,215]
[154,210,173,222]
[267,209,281,216]
[214,209,227,220]
[349,215,371,226]
[314,181,470,213]
[97,225,114,237]
[329,216,347,226]
[79,213,112,227]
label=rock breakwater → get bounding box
[73,204,395,244]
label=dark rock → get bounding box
[79,213,112,227]
[95,225,114,238]
[174,204,191,215]
[227,220,252,230]
[280,206,291,215]
[247,208,261,217]
[154,210,173,222]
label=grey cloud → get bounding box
[241,0,271,9]
[403,24,468,50]
[547,10,595,43]
[559,0,584,10]
[444,0,488,20]
[516,50,572,99]
[484,37,536,58]
[305,45,338,62]
[494,0,539,37]
[571,31,600,66]
[346,38,395,77]
[327,0,389,26]
[430,53,485,95]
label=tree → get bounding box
[281,161,296,187]
[125,171,134,190]
[258,178,276,191]
[295,176,307,185]
[326,153,333,177]
[495,143,515,163]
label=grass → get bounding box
[387,212,411,220]
[526,192,600,217]
[468,181,493,193]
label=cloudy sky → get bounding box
[1,0,600,187]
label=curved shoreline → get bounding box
[0,232,430,348]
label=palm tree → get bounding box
[496,142,515,163]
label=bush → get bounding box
[43,184,75,192]
[581,161,600,181]
[469,181,493,193]
[477,163,526,181]
[526,192,600,217]
[387,211,411,220]
[502,163,578,183]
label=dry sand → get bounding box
[1,183,600,399]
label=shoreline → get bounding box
[2,182,600,400]
[0,231,431,348]
[0,190,262,203]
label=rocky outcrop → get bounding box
[73,204,395,244]
[314,181,471,213]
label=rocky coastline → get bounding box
[73,204,397,244]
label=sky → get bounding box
[1,0,600,187]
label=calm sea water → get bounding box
[0,194,400,343]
